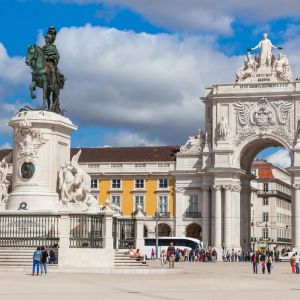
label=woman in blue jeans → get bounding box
[32,247,42,276]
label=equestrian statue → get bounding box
[25,26,65,114]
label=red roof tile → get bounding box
[257,168,274,179]
[0,146,179,163]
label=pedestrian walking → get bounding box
[48,250,56,264]
[251,251,259,274]
[260,252,266,274]
[295,252,300,274]
[32,247,42,276]
[167,242,176,268]
[266,254,272,274]
[160,249,167,267]
[41,247,48,275]
[290,254,296,274]
[151,248,155,260]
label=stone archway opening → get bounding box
[186,223,203,240]
[239,138,291,174]
[158,223,172,237]
[239,138,292,252]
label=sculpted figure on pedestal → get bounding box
[236,53,258,82]
[274,53,292,81]
[247,33,282,68]
[0,153,11,203]
[25,26,65,114]
[180,129,204,153]
[58,150,99,209]
[218,117,229,140]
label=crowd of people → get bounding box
[32,247,57,276]
[149,244,300,274]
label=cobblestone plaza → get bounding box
[1,262,300,300]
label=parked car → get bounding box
[278,252,295,262]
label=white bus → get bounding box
[144,237,203,259]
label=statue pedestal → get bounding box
[6,110,77,212]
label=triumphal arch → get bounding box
[175,33,300,254]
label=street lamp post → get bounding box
[153,212,162,260]
[251,221,255,252]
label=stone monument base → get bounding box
[5,110,77,212]
[6,192,59,211]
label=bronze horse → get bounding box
[25,44,64,113]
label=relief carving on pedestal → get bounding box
[234,97,293,146]
[15,120,48,163]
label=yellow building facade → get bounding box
[74,146,178,237]
[97,177,175,218]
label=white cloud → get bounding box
[265,149,291,169]
[0,43,27,84]
[0,142,12,150]
[4,23,300,148]
[54,24,240,145]
[102,130,164,147]
[0,42,28,136]
[0,25,241,146]
[53,0,300,34]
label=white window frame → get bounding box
[134,194,145,212]
[111,194,122,209]
[188,195,199,212]
[135,179,145,189]
[262,228,269,239]
[111,179,121,189]
[91,178,98,189]
[157,194,168,213]
[158,178,168,189]
[263,212,269,222]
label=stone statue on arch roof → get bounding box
[274,52,292,81]
[236,52,258,82]
[180,129,205,153]
[247,33,283,68]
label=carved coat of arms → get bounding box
[15,120,48,163]
[234,97,293,145]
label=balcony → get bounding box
[277,237,292,243]
[185,211,202,218]
[155,212,170,218]
[257,190,291,200]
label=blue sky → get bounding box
[1,0,299,166]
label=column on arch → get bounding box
[240,178,252,251]
[201,185,211,246]
[231,184,242,250]
[223,185,232,250]
[212,185,222,248]
[293,184,300,250]
[174,186,185,237]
